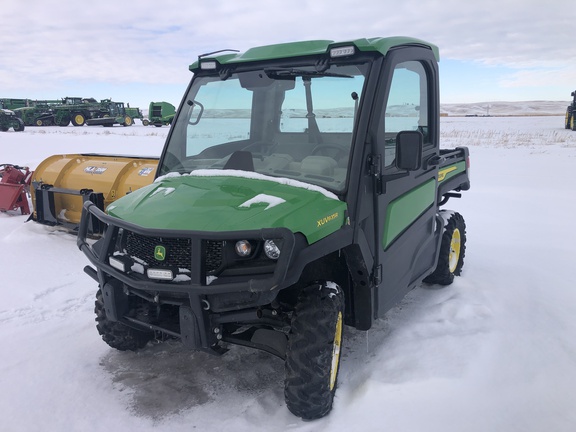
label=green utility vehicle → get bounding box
[78,37,470,420]
[565,90,576,130]
[0,101,25,131]
[142,101,175,126]
[85,99,134,127]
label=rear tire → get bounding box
[71,113,85,126]
[284,281,344,420]
[94,289,153,351]
[424,211,466,285]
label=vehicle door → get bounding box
[372,47,441,315]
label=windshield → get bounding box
[160,62,369,192]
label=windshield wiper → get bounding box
[264,68,353,79]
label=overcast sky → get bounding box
[1,0,574,109]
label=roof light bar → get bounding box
[200,61,218,70]
[330,46,355,58]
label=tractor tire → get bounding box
[71,113,86,126]
[284,281,344,420]
[424,211,466,285]
[35,119,44,126]
[59,116,70,127]
[565,110,571,129]
[572,116,576,131]
[123,116,133,126]
[13,118,25,132]
[94,289,153,351]
[142,119,150,126]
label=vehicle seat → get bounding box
[301,156,337,176]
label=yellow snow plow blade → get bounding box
[30,153,158,234]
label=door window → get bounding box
[382,61,429,167]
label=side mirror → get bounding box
[395,130,423,171]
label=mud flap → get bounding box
[101,280,129,322]
[179,305,202,350]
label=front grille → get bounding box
[204,240,224,274]
[124,231,223,273]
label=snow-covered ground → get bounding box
[1,115,576,432]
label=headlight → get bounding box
[147,268,174,281]
[109,255,133,272]
[264,240,281,260]
[235,240,252,257]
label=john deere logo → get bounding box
[154,245,166,261]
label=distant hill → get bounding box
[440,101,567,117]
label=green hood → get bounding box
[107,171,347,244]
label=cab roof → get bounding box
[189,36,439,71]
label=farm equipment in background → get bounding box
[14,100,62,126]
[0,98,32,110]
[142,101,175,126]
[0,102,25,132]
[565,91,576,130]
[125,105,144,123]
[85,100,135,127]
[30,154,158,234]
[51,97,103,126]
[13,97,101,126]
[0,164,32,214]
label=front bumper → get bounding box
[77,200,297,355]
[77,201,296,295]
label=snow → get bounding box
[186,169,340,201]
[2,114,576,431]
[239,194,286,210]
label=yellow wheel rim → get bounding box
[449,228,461,273]
[74,114,84,124]
[329,311,343,391]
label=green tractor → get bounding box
[0,101,25,131]
[142,101,175,126]
[85,99,134,127]
[565,91,576,130]
[125,105,144,123]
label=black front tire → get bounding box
[284,281,344,420]
[13,118,25,132]
[94,289,153,351]
[424,211,466,285]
